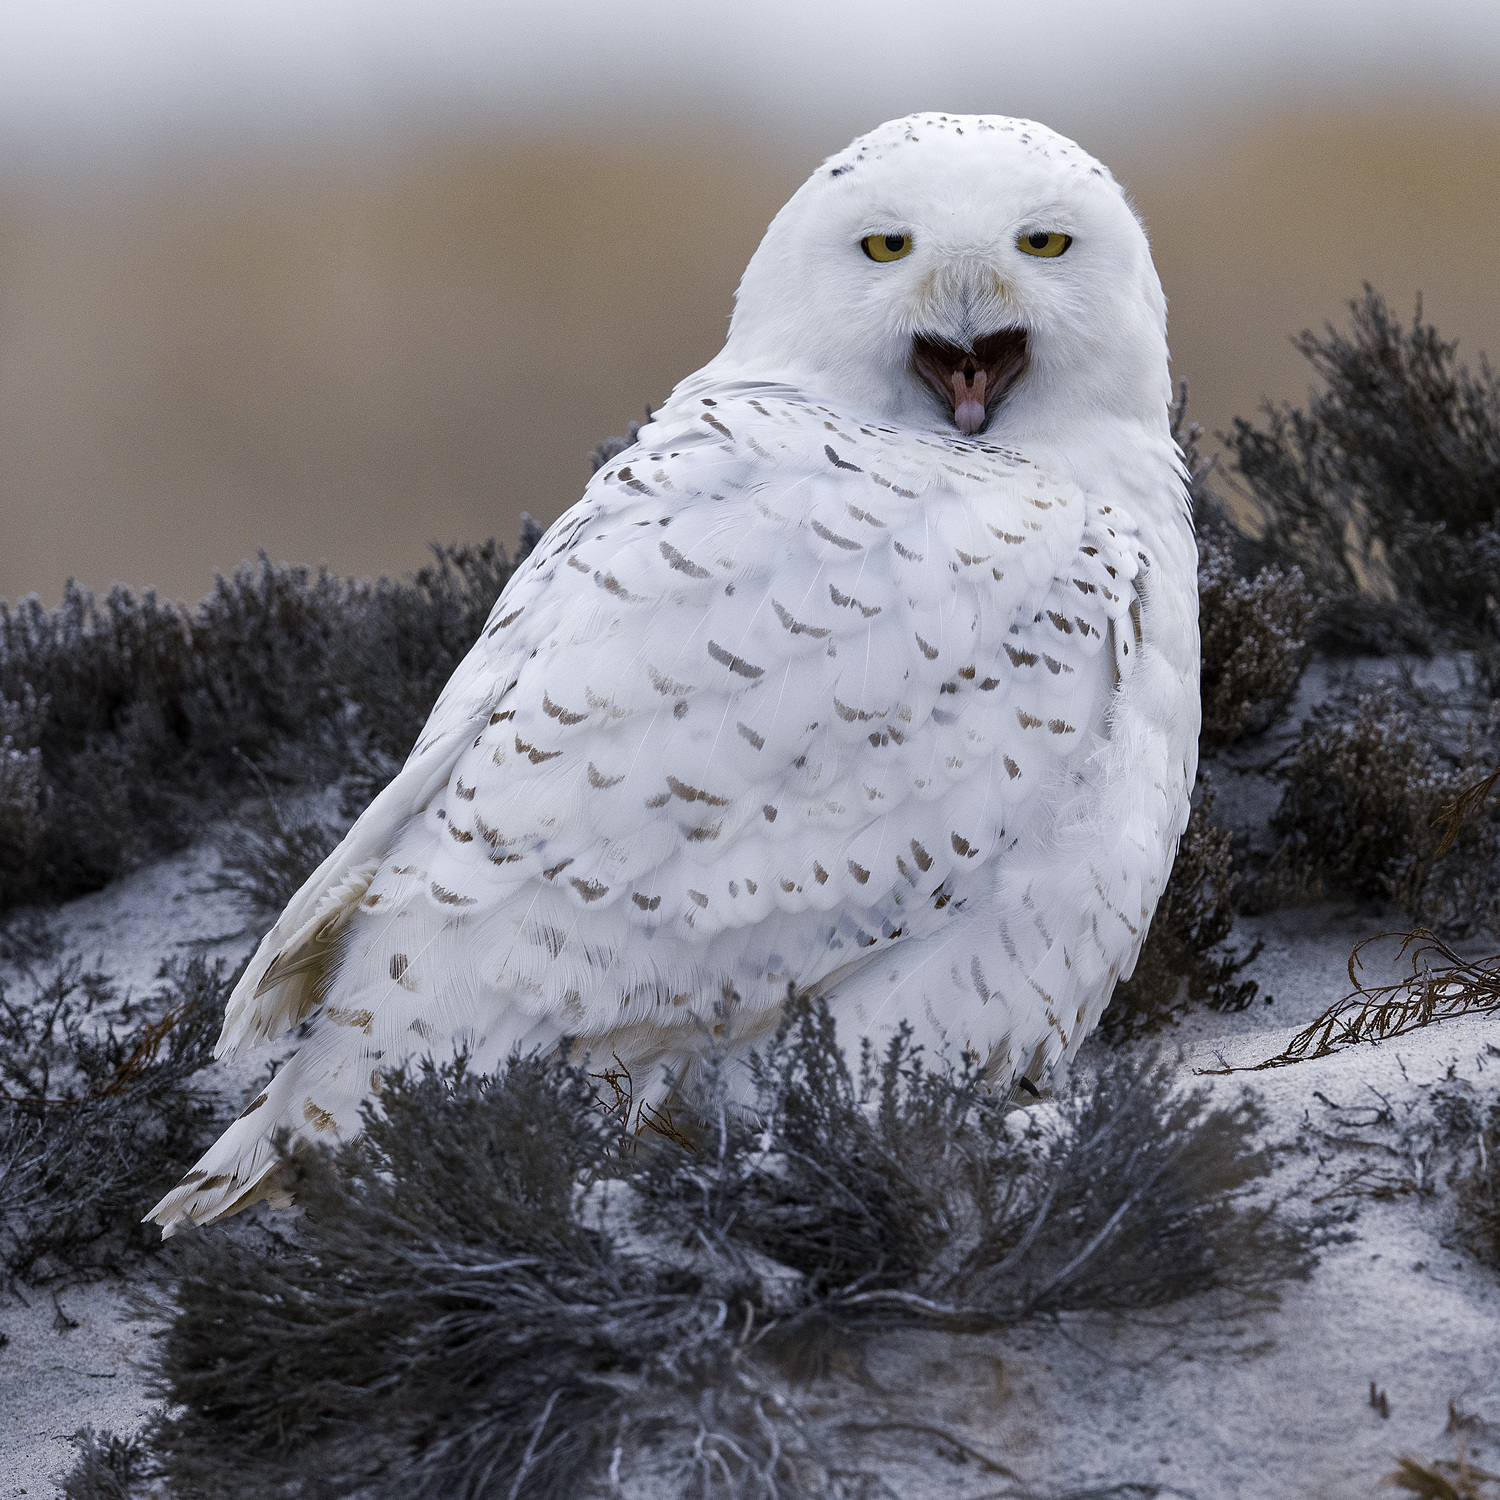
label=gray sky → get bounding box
[2,0,1498,156]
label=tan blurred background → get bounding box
[1,1,1498,606]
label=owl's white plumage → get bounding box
[151,115,1199,1233]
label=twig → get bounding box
[839,1419,1019,1477]
[1200,930,1500,1074]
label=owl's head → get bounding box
[707,114,1171,443]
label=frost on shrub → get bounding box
[661,999,1310,1327]
[149,1054,767,1500]
[59,1426,157,1500]
[1198,536,1315,746]
[0,539,521,910]
[1268,689,1500,934]
[0,685,48,884]
[1225,286,1500,637]
[0,957,230,1282]
[1171,383,1315,743]
[1100,783,1261,1041]
[1431,1083,1500,1272]
[143,1004,1312,1499]
[210,776,345,922]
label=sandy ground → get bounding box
[0,847,261,1499]
[2,770,1498,1496]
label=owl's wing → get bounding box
[217,387,1143,1061]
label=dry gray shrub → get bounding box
[139,999,1312,1499]
[1432,1080,1500,1273]
[0,539,521,910]
[1225,285,1500,638]
[1099,783,1261,1041]
[60,1426,157,1500]
[1197,537,1315,746]
[148,1052,826,1500]
[588,406,653,474]
[1267,690,1500,933]
[211,807,342,922]
[1176,382,1319,744]
[0,684,48,883]
[209,762,345,922]
[0,957,230,1282]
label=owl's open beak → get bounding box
[911,328,1029,436]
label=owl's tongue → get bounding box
[951,366,988,436]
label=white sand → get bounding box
[3,797,1497,1497]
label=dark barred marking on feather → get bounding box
[829,583,881,616]
[542,692,587,725]
[772,599,832,637]
[707,640,765,678]
[667,775,731,807]
[811,519,862,550]
[660,540,711,577]
[515,735,563,764]
[647,663,696,695]
[871,473,919,498]
[833,694,887,723]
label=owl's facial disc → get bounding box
[911,328,1029,436]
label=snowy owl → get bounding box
[151,114,1199,1233]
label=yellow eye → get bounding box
[862,232,913,263]
[1017,231,1072,258]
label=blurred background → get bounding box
[1,0,1497,608]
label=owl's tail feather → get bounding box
[146,1028,371,1235]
